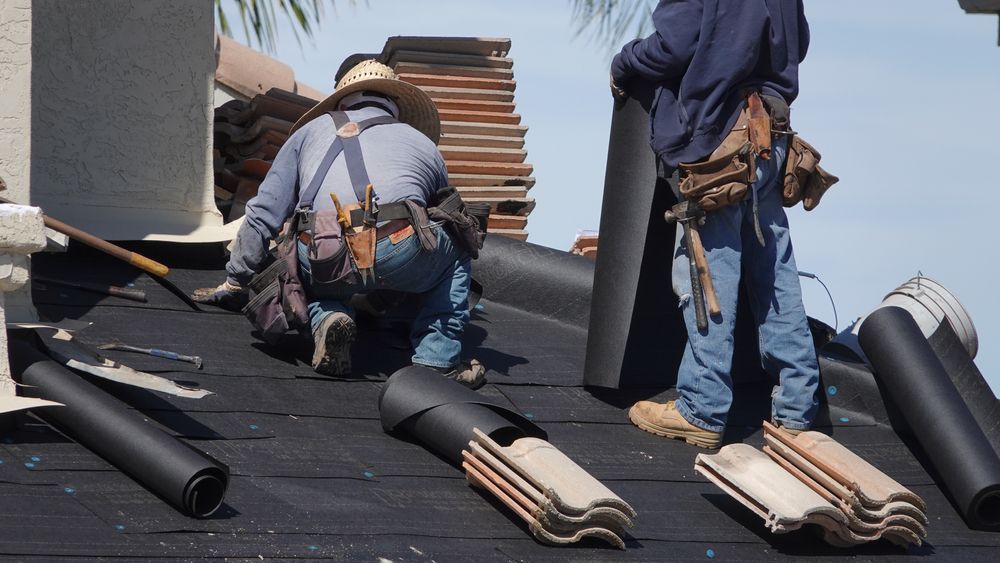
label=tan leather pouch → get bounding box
[783,136,839,210]
[346,226,376,270]
[678,111,755,211]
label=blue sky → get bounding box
[250,0,1000,392]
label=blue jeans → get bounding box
[671,137,819,433]
[297,222,471,369]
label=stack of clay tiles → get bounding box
[569,231,599,259]
[382,37,535,241]
[462,429,636,549]
[212,88,318,221]
[694,422,928,548]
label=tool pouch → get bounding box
[404,200,439,252]
[427,187,487,259]
[678,92,780,212]
[677,133,755,212]
[782,136,839,211]
[345,225,376,272]
[306,210,360,287]
[242,234,310,345]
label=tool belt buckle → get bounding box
[293,207,316,233]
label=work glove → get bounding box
[191,279,248,312]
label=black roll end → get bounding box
[971,486,1000,532]
[185,470,229,518]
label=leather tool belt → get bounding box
[676,92,764,212]
[677,91,838,213]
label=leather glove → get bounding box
[191,280,248,312]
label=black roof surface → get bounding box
[1,237,998,561]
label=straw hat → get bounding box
[290,59,440,143]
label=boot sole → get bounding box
[628,408,721,449]
[312,314,357,376]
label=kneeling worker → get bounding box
[194,60,485,388]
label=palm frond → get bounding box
[215,0,353,54]
[568,0,656,47]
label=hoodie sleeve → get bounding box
[611,0,704,85]
[225,131,304,285]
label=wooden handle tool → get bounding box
[688,226,721,317]
[0,196,170,277]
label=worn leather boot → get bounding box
[311,312,357,376]
[431,359,487,389]
[628,400,722,449]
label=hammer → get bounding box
[665,201,721,331]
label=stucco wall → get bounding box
[0,0,32,205]
[27,0,235,241]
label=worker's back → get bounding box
[293,106,448,209]
[615,0,809,167]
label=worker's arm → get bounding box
[610,0,703,90]
[225,132,305,286]
[193,128,305,310]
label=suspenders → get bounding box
[297,111,397,210]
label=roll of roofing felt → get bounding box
[474,234,594,329]
[582,78,687,388]
[9,339,229,518]
[858,307,1000,531]
[378,364,545,464]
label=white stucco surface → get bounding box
[26,0,231,242]
[0,204,45,395]
[0,0,32,205]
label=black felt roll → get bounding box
[9,339,229,518]
[378,365,545,464]
[858,306,1000,531]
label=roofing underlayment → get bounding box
[1,234,998,560]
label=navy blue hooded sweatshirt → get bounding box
[611,0,808,168]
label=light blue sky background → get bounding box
[247,0,1000,392]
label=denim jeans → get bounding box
[297,222,471,369]
[671,137,819,433]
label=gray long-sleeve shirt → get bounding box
[226,107,449,285]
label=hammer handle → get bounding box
[0,196,170,277]
[682,223,708,331]
[688,227,721,316]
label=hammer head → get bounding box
[664,200,704,224]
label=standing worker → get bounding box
[611,0,836,447]
[193,60,486,388]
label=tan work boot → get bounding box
[771,418,806,437]
[311,312,357,376]
[628,400,722,449]
[430,359,487,389]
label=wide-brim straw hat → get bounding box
[290,59,440,143]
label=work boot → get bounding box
[628,400,722,449]
[430,359,487,389]
[311,312,357,376]
[771,419,806,437]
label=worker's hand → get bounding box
[609,53,629,101]
[191,280,248,312]
[610,73,628,101]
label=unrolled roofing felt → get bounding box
[2,238,997,559]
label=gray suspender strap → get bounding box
[296,111,398,209]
